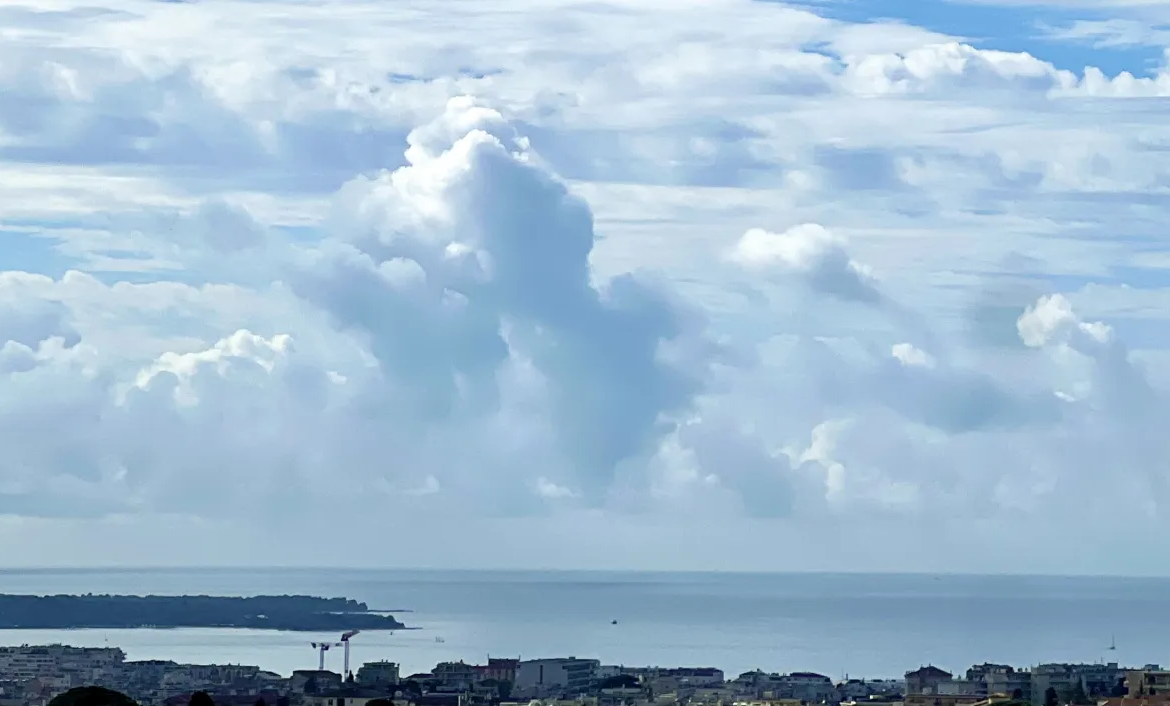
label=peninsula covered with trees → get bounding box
[0,594,407,631]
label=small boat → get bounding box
[611,620,618,625]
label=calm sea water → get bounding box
[0,570,1165,679]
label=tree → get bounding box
[1071,681,1087,705]
[189,692,216,706]
[599,675,640,690]
[1044,686,1058,706]
[1012,690,1024,700]
[47,687,139,706]
[399,681,423,698]
[253,699,267,706]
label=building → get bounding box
[480,658,519,684]
[838,678,904,702]
[0,646,125,682]
[305,687,391,706]
[515,658,601,695]
[357,662,400,687]
[667,668,725,687]
[292,670,344,694]
[1099,696,1170,706]
[906,668,954,696]
[1127,671,1170,697]
[433,662,480,691]
[777,673,836,703]
[1080,663,1125,698]
[1030,664,1124,706]
[904,695,983,706]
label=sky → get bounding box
[3,0,1170,574]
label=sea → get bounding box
[0,569,1166,680]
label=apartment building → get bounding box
[0,646,125,682]
[515,658,601,695]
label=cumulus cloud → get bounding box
[290,98,713,504]
[730,223,882,303]
[3,0,1170,570]
[0,96,719,527]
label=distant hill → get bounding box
[0,594,406,631]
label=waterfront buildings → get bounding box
[0,642,1165,706]
[0,645,124,683]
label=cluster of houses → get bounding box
[4,644,1170,706]
[902,663,1170,706]
[285,658,1170,706]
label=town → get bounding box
[3,645,1168,706]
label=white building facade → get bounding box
[515,658,601,695]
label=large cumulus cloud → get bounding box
[3,95,1169,559]
[0,98,716,523]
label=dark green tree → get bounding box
[599,675,640,690]
[47,687,139,706]
[253,699,266,706]
[1044,686,1058,706]
[189,692,216,706]
[399,681,423,698]
[1011,689,1024,700]
[1070,681,1087,705]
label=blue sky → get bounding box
[802,0,1167,76]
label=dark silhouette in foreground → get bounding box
[189,693,215,706]
[47,686,139,706]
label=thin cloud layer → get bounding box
[0,0,1169,571]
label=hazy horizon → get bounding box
[8,566,1170,581]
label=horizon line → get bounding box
[2,566,1170,580]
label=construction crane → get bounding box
[310,640,343,671]
[341,630,361,677]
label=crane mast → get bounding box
[310,641,342,671]
[341,630,362,677]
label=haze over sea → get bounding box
[0,570,1168,679]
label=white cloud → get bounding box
[730,224,882,303]
[2,0,1170,572]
